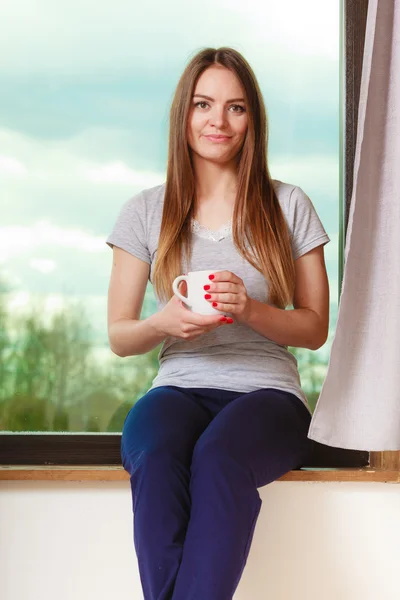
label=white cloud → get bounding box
[0,221,105,263]
[270,154,338,196]
[0,155,27,177]
[29,258,57,274]
[221,0,339,61]
[87,161,162,187]
[0,128,165,189]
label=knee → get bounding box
[122,444,178,477]
[120,409,179,475]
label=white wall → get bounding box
[1,481,399,600]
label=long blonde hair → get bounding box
[153,47,295,308]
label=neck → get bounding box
[192,154,238,204]
[190,159,238,229]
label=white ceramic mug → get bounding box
[172,269,226,315]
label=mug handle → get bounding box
[172,275,192,308]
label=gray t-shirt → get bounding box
[106,179,330,412]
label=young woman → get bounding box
[106,47,330,600]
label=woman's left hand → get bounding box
[203,270,252,323]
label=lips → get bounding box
[204,135,231,141]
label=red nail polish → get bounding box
[226,317,234,324]
[204,294,211,300]
[209,274,215,280]
[212,302,218,307]
[204,285,210,290]
[219,317,227,322]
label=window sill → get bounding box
[0,466,399,483]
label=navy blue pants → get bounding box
[121,386,313,600]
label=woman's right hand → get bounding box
[151,295,232,341]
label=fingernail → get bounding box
[204,294,211,300]
[212,302,218,307]
[219,317,227,322]
[226,318,234,324]
[209,274,215,280]
[204,285,210,290]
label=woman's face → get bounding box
[187,65,248,165]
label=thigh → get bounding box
[193,388,314,487]
[121,386,212,472]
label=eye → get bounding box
[194,101,209,109]
[229,104,246,113]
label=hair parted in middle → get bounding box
[152,46,295,309]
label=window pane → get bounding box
[0,0,339,432]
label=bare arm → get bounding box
[205,245,330,350]
[245,246,330,350]
[107,246,229,358]
[107,247,166,357]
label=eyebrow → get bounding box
[193,94,245,103]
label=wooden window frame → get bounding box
[1,0,395,471]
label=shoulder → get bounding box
[141,180,166,207]
[272,178,319,228]
[272,178,310,213]
[272,179,330,259]
[107,182,166,260]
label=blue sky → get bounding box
[0,0,340,342]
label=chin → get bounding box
[203,151,230,160]
[202,146,234,155]
[191,146,236,164]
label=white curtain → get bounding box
[308,0,400,451]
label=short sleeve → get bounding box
[106,192,151,264]
[287,186,331,260]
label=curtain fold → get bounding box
[308,0,400,451]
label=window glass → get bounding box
[0,0,339,431]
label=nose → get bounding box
[209,105,227,130]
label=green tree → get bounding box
[289,346,328,412]
[0,289,160,433]
[0,278,11,405]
